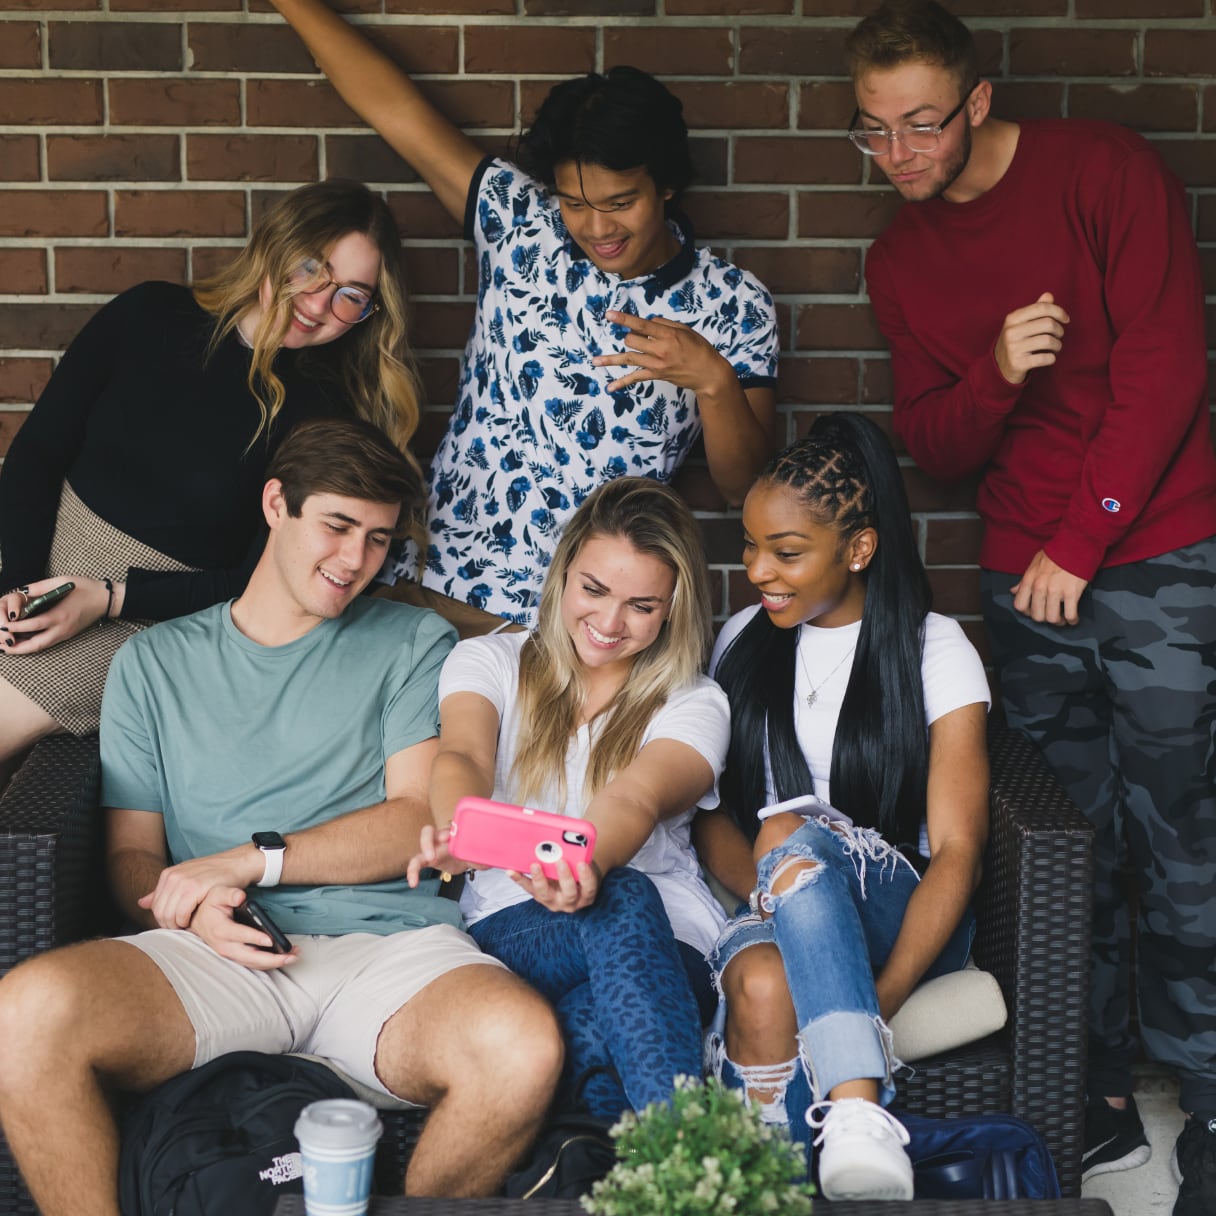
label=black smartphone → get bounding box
[234,898,292,953]
[19,581,75,620]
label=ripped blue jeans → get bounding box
[708,818,974,1148]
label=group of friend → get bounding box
[0,1,1212,1214]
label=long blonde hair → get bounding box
[511,478,713,807]
[192,179,423,464]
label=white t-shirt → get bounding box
[439,631,732,955]
[710,607,991,849]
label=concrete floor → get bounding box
[1081,1067,1186,1216]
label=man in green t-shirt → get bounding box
[0,418,562,1216]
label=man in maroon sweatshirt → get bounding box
[847,4,1216,1213]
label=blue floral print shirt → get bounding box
[392,157,779,624]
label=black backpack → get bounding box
[118,1051,358,1216]
[502,1112,617,1200]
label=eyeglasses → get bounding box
[286,258,378,325]
[846,89,974,157]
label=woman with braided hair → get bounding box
[695,411,991,1200]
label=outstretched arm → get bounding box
[271,0,482,221]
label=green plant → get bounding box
[582,1075,814,1215]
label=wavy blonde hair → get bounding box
[192,179,423,468]
[511,478,713,807]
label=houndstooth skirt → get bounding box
[0,483,195,736]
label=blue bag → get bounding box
[894,1109,1062,1200]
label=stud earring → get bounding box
[850,563,862,572]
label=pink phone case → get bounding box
[448,796,597,880]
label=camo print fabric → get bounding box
[981,536,1216,1113]
[468,865,704,1118]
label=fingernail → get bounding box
[6,613,13,621]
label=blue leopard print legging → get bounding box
[468,866,705,1119]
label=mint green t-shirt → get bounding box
[100,597,459,936]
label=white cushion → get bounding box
[888,963,1008,1062]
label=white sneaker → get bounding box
[812,1097,914,1201]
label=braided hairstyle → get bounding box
[715,411,932,849]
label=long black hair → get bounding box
[515,66,694,213]
[715,412,932,850]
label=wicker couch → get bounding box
[0,724,1092,1212]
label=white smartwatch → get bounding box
[252,832,286,888]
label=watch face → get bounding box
[252,832,286,851]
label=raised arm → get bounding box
[270,0,483,221]
[873,701,989,1021]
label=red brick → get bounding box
[0,303,99,352]
[732,247,860,296]
[115,190,246,238]
[777,356,860,405]
[247,80,363,129]
[1146,31,1216,79]
[114,0,240,9]
[417,355,461,404]
[386,191,462,239]
[190,245,241,281]
[603,27,732,76]
[1206,87,1216,134]
[1009,29,1137,77]
[187,134,318,183]
[109,78,241,127]
[401,246,461,296]
[415,81,516,130]
[670,0,789,13]
[670,461,726,512]
[739,26,849,76]
[0,78,103,125]
[927,566,982,616]
[725,569,758,619]
[861,357,893,406]
[359,25,459,75]
[1070,84,1198,133]
[690,136,729,187]
[924,516,984,565]
[796,303,885,351]
[0,21,39,69]
[327,135,419,185]
[736,136,863,186]
[464,27,595,75]
[528,0,652,12]
[0,409,29,455]
[0,136,40,182]
[797,190,902,239]
[49,20,180,70]
[988,81,1066,122]
[668,82,789,131]
[903,466,980,514]
[385,0,513,12]
[188,23,318,74]
[55,247,188,294]
[1151,138,1216,189]
[48,133,180,182]
[0,0,94,8]
[0,359,53,405]
[793,406,895,447]
[0,249,47,294]
[798,82,860,132]
[0,191,107,238]
[409,300,475,349]
[682,192,789,241]
[1201,248,1216,297]
[700,515,744,564]
[1199,195,1216,241]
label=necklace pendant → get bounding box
[806,690,818,709]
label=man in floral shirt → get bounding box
[274,0,779,624]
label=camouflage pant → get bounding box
[982,537,1216,1114]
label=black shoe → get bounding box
[1172,1114,1216,1216]
[1082,1094,1151,1180]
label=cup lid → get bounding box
[294,1099,384,1150]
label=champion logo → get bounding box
[1101,498,1121,513]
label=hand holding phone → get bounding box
[18,581,75,620]
[233,897,292,953]
[448,796,597,881]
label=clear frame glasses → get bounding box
[286,258,378,325]
[846,89,974,157]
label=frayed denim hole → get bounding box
[758,855,820,915]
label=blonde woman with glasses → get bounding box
[409,477,730,1119]
[0,179,421,773]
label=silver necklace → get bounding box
[797,626,856,708]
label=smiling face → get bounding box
[264,487,399,626]
[552,161,679,280]
[855,61,984,204]
[253,230,382,350]
[560,533,676,679]
[741,482,873,630]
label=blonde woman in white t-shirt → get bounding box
[695,412,991,1201]
[408,477,730,1119]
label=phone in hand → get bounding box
[18,581,75,620]
[233,897,292,953]
[448,796,597,881]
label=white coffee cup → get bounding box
[294,1098,383,1216]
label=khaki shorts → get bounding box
[122,924,504,1108]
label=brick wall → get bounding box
[2,0,1213,658]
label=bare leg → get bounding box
[0,677,61,784]
[723,944,800,1105]
[373,963,562,1197]
[0,939,196,1216]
